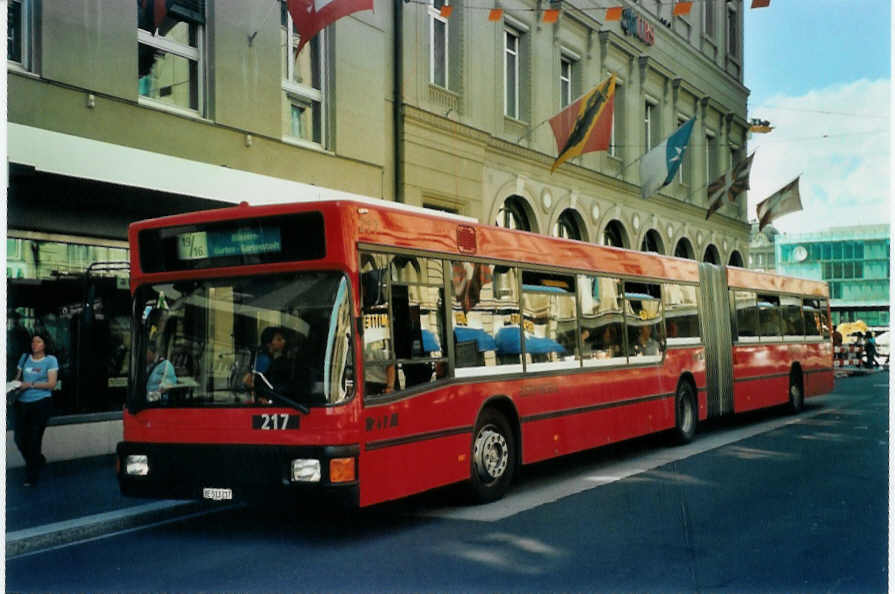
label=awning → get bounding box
[7,123,356,207]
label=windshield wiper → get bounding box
[254,371,310,414]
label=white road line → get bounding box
[417,400,850,523]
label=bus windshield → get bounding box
[133,272,354,410]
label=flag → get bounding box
[605,7,623,21]
[542,8,559,23]
[756,177,802,230]
[440,5,453,18]
[639,118,695,199]
[549,74,617,173]
[488,8,503,21]
[673,2,693,16]
[751,0,771,8]
[705,152,754,220]
[287,0,374,54]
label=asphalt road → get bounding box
[6,373,888,592]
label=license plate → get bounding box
[202,487,233,501]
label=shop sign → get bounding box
[621,8,655,46]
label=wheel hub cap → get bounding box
[473,427,508,482]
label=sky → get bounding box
[743,0,890,234]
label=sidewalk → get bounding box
[6,454,205,558]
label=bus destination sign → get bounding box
[176,227,282,261]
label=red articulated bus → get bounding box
[117,198,833,507]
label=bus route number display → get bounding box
[176,227,282,261]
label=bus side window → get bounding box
[663,283,700,345]
[391,256,447,391]
[757,294,782,341]
[624,282,664,360]
[780,295,804,339]
[818,299,831,339]
[451,262,518,372]
[578,275,625,365]
[733,290,759,342]
[360,252,395,397]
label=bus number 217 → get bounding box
[252,414,300,430]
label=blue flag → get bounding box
[639,118,695,199]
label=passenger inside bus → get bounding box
[630,324,661,357]
[145,341,177,402]
[581,324,623,359]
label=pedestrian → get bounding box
[12,332,59,486]
[864,331,877,368]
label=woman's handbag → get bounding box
[7,353,28,405]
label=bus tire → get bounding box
[789,369,804,413]
[469,409,515,503]
[672,381,697,444]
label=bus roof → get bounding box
[130,199,826,296]
[726,265,829,298]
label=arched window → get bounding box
[640,229,664,254]
[553,209,583,241]
[602,220,629,248]
[674,237,695,259]
[703,244,720,264]
[495,196,533,232]
[728,250,744,267]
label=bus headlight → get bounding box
[291,459,321,482]
[125,455,150,476]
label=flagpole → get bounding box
[516,117,553,144]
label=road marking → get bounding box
[416,397,859,522]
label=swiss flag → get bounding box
[287,0,374,53]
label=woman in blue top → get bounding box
[13,332,58,486]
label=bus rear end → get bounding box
[117,203,362,506]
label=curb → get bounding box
[6,500,204,558]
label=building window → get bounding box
[641,229,664,254]
[504,27,520,119]
[496,196,531,231]
[704,0,715,37]
[602,220,629,248]
[610,81,624,158]
[429,0,449,88]
[677,116,691,185]
[560,57,573,108]
[727,4,738,58]
[138,0,205,113]
[705,132,718,182]
[282,7,326,146]
[7,0,29,67]
[553,209,582,240]
[644,100,659,150]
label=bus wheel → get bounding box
[673,381,697,444]
[789,370,804,413]
[469,409,515,503]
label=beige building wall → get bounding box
[399,0,751,264]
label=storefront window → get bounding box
[7,235,131,416]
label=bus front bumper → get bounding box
[117,442,360,507]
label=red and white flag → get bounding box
[756,177,802,230]
[287,0,374,54]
